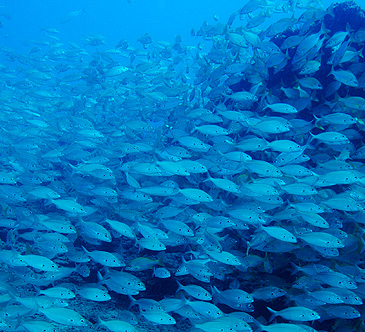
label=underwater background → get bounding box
[0,0,365,331]
[0,0,340,50]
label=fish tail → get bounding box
[266,307,278,322]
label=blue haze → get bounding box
[0,0,340,52]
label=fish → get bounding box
[28,186,61,199]
[20,320,59,332]
[77,285,111,302]
[308,290,344,304]
[153,267,171,278]
[0,1,364,332]
[184,298,224,319]
[60,9,86,24]
[264,103,298,114]
[205,174,241,193]
[325,305,361,319]
[50,199,87,214]
[258,323,311,332]
[37,215,77,234]
[179,188,213,202]
[213,286,254,309]
[260,226,297,243]
[105,65,129,77]
[82,246,124,267]
[39,308,89,326]
[267,306,320,322]
[140,310,176,325]
[251,287,287,301]
[330,68,359,87]
[78,221,113,243]
[176,281,212,301]
[37,286,75,299]
[159,219,194,237]
[138,237,166,251]
[0,250,28,267]
[97,317,136,332]
[21,255,59,272]
[194,321,239,332]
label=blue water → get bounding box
[0,0,246,51]
[0,0,347,52]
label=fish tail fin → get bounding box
[176,291,186,302]
[313,114,321,128]
[290,262,301,275]
[15,315,23,330]
[249,82,262,96]
[304,131,316,150]
[96,271,104,282]
[320,20,330,36]
[308,131,316,145]
[256,323,265,332]
[211,286,220,305]
[204,171,212,182]
[211,285,219,295]
[266,307,278,322]
[81,245,89,255]
[127,295,136,309]
[359,48,364,59]
[34,286,41,296]
[336,149,351,161]
[69,163,77,176]
[176,280,183,293]
[96,316,102,329]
